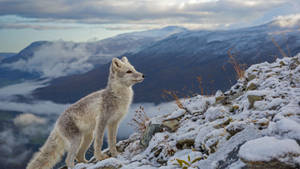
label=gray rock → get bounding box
[162,119,180,132]
[116,133,140,152]
[93,165,122,169]
[247,95,264,109]
[241,159,299,169]
[217,143,245,169]
[213,118,232,129]
[176,139,195,150]
[247,83,258,91]
[140,123,163,148]
[216,95,226,103]
[229,105,240,113]
[225,121,246,139]
[246,74,256,82]
[216,95,232,105]
[289,62,298,70]
[279,61,286,67]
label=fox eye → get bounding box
[126,70,132,73]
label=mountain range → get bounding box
[34,21,300,104]
[1,19,300,104]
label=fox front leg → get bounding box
[94,116,109,161]
[107,120,120,157]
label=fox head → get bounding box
[109,56,144,87]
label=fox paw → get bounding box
[110,151,120,157]
[76,158,88,163]
[94,153,109,161]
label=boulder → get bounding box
[140,123,163,147]
[239,137,300,169]
[162,119,180,132]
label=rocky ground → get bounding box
[73,55,300,169]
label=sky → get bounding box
[0,0,300,52]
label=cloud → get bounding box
[3,41,95,78]
[0,80,69,114]
[0,0,299,29]
[13,113,46,127]
[0,80,47,98]
[273,13,300,27]
[0,114,53,169]
[0,100,69,114]
[0,129,32,169]
[0,80,62,168]
[0,23,79,30]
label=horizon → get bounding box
[0,0,300,53]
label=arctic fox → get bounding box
[26,57,144,169]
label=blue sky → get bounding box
[0,0,299,52]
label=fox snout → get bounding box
[134,72,144,83]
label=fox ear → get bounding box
[121,56,129,63]
[111,58,123,72]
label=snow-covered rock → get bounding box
[74,54,300,169]
[239,136,300,169]
[74,158,123,169]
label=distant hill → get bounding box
[1,41,50,64]
[0,52,16,61]
[0,42,48,87]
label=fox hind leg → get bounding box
[65,135,82,168]
[76,132,93,163]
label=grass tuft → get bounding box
[227,49,245,79]
[128,106,150,134]
[162,90,184,109]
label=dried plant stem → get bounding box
[271,37,288,58]
[128,106,149,134]
[227,49,245,79]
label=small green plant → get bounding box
[173,155,204,169]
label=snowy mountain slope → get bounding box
[34,20,300,104]
[73,54,300,169]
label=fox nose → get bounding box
[142,74,145,78]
